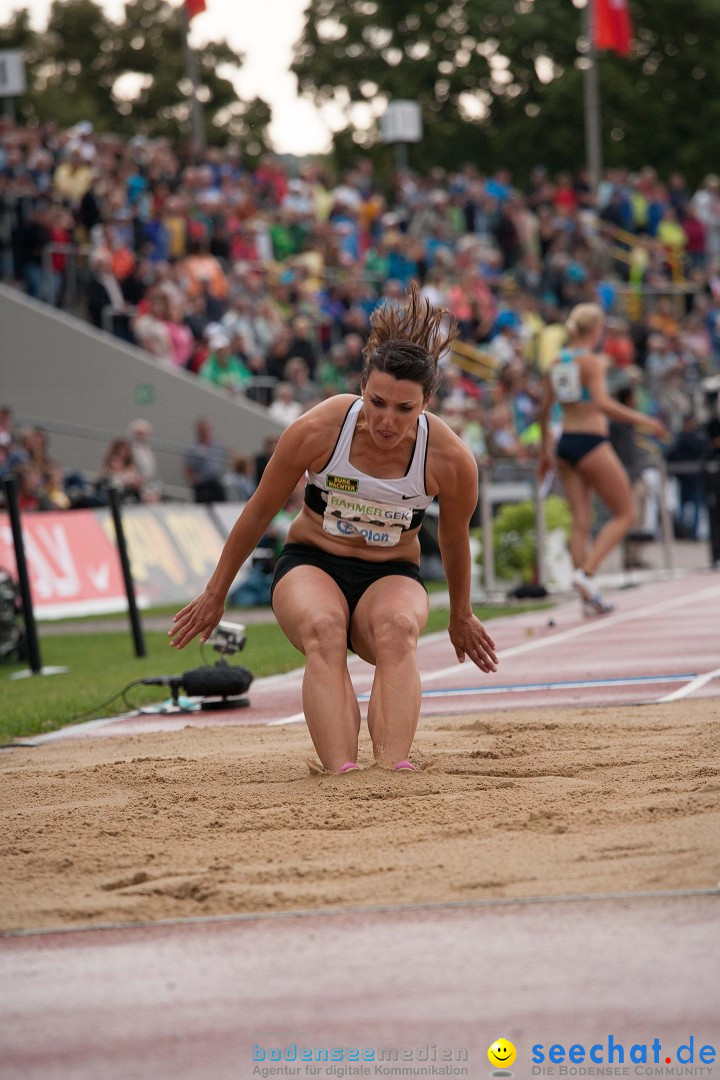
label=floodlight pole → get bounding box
[581,0,603,195]
[183,6,206,158]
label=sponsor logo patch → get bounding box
[326,474,359,493]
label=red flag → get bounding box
[593,0,633,56]
[185,0,206,19]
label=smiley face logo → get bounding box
[488,1038,516,1069]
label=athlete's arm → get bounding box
[432,425,498,673]
[537,373,556,479]
[583,355,666,437]
[169,401,349,649]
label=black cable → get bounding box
[121,679,161,713]
[70,679,147,724]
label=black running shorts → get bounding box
[271,542,426,621]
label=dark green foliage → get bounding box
[488,496,571,582]
[0,1,271,157]
[292,0,720,181]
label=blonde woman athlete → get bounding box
[539,302,666,615]
[170,285,498,773]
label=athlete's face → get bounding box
[362,371,427,448]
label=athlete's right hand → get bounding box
[169,591,225,650]
[644,416,668,440]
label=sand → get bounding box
[1,698,719,932]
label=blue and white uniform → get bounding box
[549,348,592,405]
[551,348,608,465]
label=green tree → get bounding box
[0,8,47,123]
[292,0,720,181]
[110,0,270,151]
[0,8,35,55]
[0,1,271,158]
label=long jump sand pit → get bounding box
[1,697,718,932]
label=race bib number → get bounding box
[322,490,413,547]
[550,362,582,404]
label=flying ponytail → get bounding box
[362,281,460,399]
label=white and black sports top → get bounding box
[304,398,433,547]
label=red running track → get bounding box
[1,891,718,1080]
[29,571,720,743]
[4,573,720,1080]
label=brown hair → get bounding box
[362,281,459,399]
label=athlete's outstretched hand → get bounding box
[537,445,555,482]
[169,591,225,650]
[644,416,669,441]
[448,613,498,673]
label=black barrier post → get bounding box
[2,475,42,674]
[107,488,147,658]
[703,460,720,567]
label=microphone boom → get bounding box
[140,663,253,712]
[181,663,253,699]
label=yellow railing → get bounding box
[449,338,497,380]
[601,222,687,285]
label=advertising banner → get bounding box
[0,504,229,618]
[0,509,126,618]
[94,504,227,607]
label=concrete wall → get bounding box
[0,285,284,493]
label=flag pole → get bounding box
[183,3,206,158]
[581,0,603,196]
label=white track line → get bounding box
[420,582,720,684]
[268,672,700,725]
[655,665,720,703]
[270,582,720,725]
[268,711,306,726]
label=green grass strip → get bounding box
[0,603,548,742]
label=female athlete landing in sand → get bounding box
[539,302,666,615]
[170,284,498,773]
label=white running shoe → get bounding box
[582,596,614,616]
[572,568,594,601]
[573,569,614,615]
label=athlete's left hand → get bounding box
[537,447,554,482]
[449,614,498,672]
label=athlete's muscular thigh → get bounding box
[272,566,350,655]
[350,575,429,665]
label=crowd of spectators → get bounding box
[0,404,165,509]
[2,116,720,538]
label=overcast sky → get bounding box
[21,0,334,154]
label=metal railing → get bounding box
[101,303,137,336]
[41,242,91,312]
[611,283,701,323]
[473,455,717,598]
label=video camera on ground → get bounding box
[208,620,247,656]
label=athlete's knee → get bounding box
[571,516,591,545]
[301,610,348,655]
[371,609,420,659]
[613,503,636,531]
